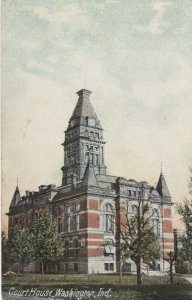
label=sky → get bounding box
[2,0,192,229]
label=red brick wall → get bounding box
[87,249,103,257]
[120,214,127,232]
[88,213,100,228]
[164,208,171,218]
[88,233,104,239]
[163,220,172,233]
[89,199,98,209]
[88,240,103,246]
[163,245,174,250]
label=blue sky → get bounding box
[2,0,192,228]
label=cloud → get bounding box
[135,1,173,35]
[25,3,87,25]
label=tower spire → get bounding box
[61,89,107,186]
[156,171,171,200]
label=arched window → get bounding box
[131,205,138,214]
[152,209,160,236]
[103,203,114,233]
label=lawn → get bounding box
[2,273,192,300]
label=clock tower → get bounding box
[61,89,107,186]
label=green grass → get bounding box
[2,273,192,300]
[1,272,189,286]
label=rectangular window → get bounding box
[58,218,62,233]
[128,190,132,197]
[66,263,68,273]
[66,206,70,214]
[74,240,79,257]
[66,215,70,232]
[65,249,69,259]
[109,263,114,271]
[95,133,99,139]
[95,154,99,165]
[74,214,80,231]
[74,263,78,272]
[104,215,113,233]
[75,203,80,212]
[104,263,109,271]
[134,191,136,198]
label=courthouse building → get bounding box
[7,89,174,273]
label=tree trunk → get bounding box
[170,261,173,284]
[136,259,142,285]
[41,260,44,276]
[119,261,122,285]
[36,261,39,283]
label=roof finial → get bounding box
[17,177,19,187]
[161,162,163,174]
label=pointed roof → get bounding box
[81,161,98,187]
[10,186,21,208]
[70,89,101,128]
[156,172,171,199]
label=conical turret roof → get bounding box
[10,186,21,208]
[81,161,98,187]
[156,172,171,199]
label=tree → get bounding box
[8,226,33,277]
[164,250,177,284]
[176,199,192,262]
[30,213,64,276]
[2,230,9,272]
[118,184,160,285]
[176,167,192,266]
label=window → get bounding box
[74,240,79,257]
[64,240,69,258]
[58,218,62,233]
[152,209,160,236]
[74,263,78,272]
[128,190,132,197]
[134,191,137,198]
[95,133,99,139]
[66,263,68,273]
[33,213,38,220]
[75,203,80,212]
[131,205,138,214]
[104,263,114,272]
[66,215,70,232]
[74,214,80,231]
[74,203,80,231]
[103,203,114,233]
[66,206,70,214]
[95,154,99,165]
[104,263,109,271]
[91,153,94,164]
[90,131,94,138]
